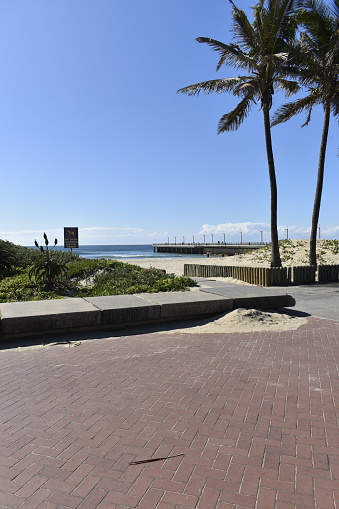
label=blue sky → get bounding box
[0,0,338,246]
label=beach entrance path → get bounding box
[193,277,339,321]
[1,316,339,508]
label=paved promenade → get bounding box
[1,315,339,508]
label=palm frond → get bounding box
[300,0,337,48]
[275,0,304,40]
[196,37,256,72]
[329,90,339,116]
[217,95,254,132]
[254,0,300,54]
[301,106,313,127]
[275,78,301,96]
[271,94,318,125]
[329,0,339,20]
[177,77,247,96]
[233,79,260,98]
[0,246,17,272]
[230,4,259,54]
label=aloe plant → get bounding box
[29,233,67,289]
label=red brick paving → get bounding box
[1,316,339,508]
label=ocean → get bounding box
[41,244,198,260]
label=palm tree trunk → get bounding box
[263,106,282,268]
[309,102,330,267]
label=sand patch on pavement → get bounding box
[166,308,307,334]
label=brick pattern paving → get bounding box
[1,316,339,508]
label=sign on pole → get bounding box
[64,227,79,250]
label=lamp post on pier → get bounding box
[240,231,242,244]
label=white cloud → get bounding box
[0,226,168,246]
[78,227,168,243]
[319,225,339,237]
[80,226,145,233]
[200,222,269,236]
[199,222,339,241]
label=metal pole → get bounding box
[286,227,288,240]
[192,235,195,244]
[174,237,176,245]
[318,225,321,239]
[223,233,225,243]
[211,234,214,244]
[240,231,242,244]
[183,236,185,244]
[203,235,205,244]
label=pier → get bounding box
[153,242,269,256]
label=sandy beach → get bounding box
[123,239,339,333]
[124,239,339,277]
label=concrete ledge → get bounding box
[200,283,296,309]
[0,286,296,340]
[233,294,295,309]
[85,295,161,324]
[137,291,232,318]
[0,298,101,335]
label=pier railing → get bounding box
[153,242,268,256]
[184,264,339,286]
[153,242,269,246]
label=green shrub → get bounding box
[0,271,62,302]
[321,239,339,255]
[0,239,79,269]
[77,264,197,297]
[66,258,112,279]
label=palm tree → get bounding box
[272,0,339,266]
[178,0,301,267]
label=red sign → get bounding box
[64,227,79,249]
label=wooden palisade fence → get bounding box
[184,264,339,286]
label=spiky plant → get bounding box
[29,233,67,289]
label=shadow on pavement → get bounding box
[0,306,312,352]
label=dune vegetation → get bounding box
[0,239,197,303]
